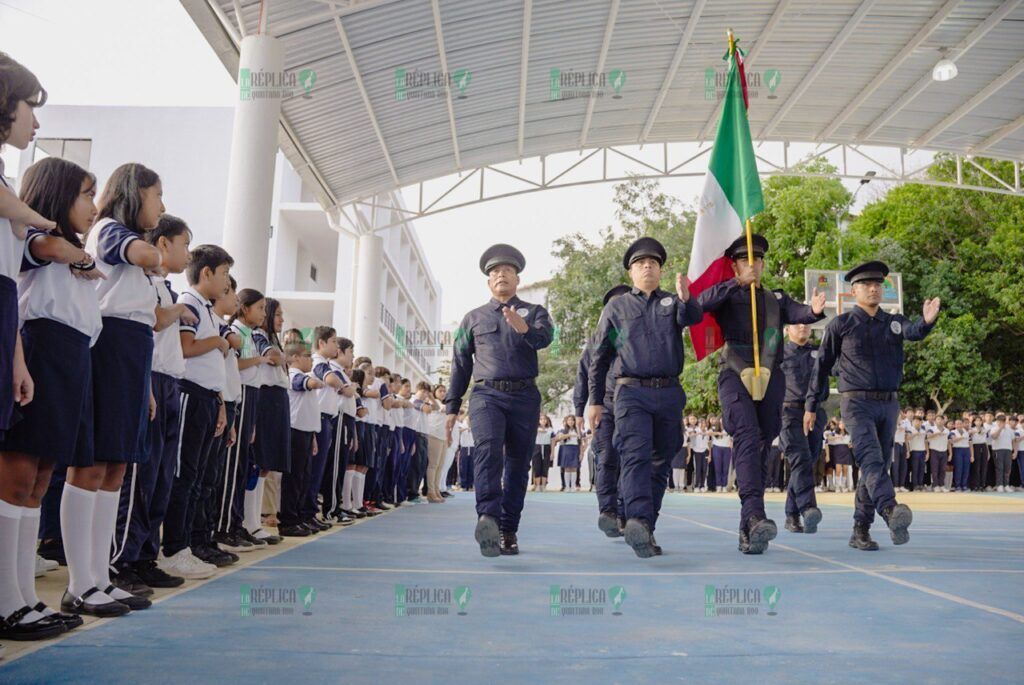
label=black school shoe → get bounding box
[101,584,151,611]
[0,607,66,641]
[213,530,255,553]
[31,603,83,632]
[112,563,155,597]
[341,508,366,519]
[300,521,321,535]
[236,528,268,548]
[193,545,237,567]
[278,524,310,537]
[133,560,185,588]
[60,588,131,618]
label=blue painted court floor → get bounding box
[2,492,1022,684]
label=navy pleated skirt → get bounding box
[558,443,580,469]
[1,318,95,465]
[92,317,153,463]
[0,276,17,439]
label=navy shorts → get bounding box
[1,318,94,465]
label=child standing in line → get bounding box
[949,419,972,493]
[926,415,951,493]
[254,299,291,526]
[278,344,323,537]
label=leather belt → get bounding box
[477,379,535,392]
[615,376,678,389]
[841,390,898,401]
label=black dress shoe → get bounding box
[102,584,151,610]
[249,528,282,545]
[357,507,378,517]
[0,606,65,641]
[441,491,452,498]
[342,508,366,519]
[623,518,657,558]
[31,603,82,631]
[306,518,330,531]
[499,530,519,555]
[474,515,500,557]
[801,507,822,534]
[848,523,879,551]
[598,511,623,538]
[881,503,912,545]
[784,515,804,533]
[60,588,131,617]
[300,521,321,535]
[133,560,185,588]
[113,564,154,597]
[193,545,237,567]
[236,528,268,548]
[278,524,311,537]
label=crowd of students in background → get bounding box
[520,408,1024,496]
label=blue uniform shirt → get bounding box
[782,340,829,405]
[588,287,703,406]
[444,295,553,414]
[697,279,824,367]
[806,305,935,412]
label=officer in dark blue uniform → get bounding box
[697,234,826,554]
[805,261,940,550]
[573,284,630,539]
[779,323,827,534]
[445,244,553,557]
[587,237,703,558]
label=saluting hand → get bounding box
[810,287,826,315]
[502,305,529,334]
[922,297,941,324]
[676,273,691,302]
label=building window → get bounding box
[309,263,318,283]
[32,138,92,170]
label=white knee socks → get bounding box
[244,477,265,533]
[353,472,366,509]
[342,470,355,511]
[0,498,25,619]
[17,507,44,612]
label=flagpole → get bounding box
[728,28,761,380]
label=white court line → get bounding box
[531,497,1024,624]
[255,565,1024,577]
[656,510,1024,625]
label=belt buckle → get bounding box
[651,378,663,389]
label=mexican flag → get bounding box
[687,42,763,360]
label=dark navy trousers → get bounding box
[779,405,826,518]
[592,404,624,519]
[840,396,898,526]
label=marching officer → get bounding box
[587,237,703,558]
[445,244,553,557]
[779,323,827,534]
[573,284,631,539]
[804,260,940,550]
[696,234,826,554]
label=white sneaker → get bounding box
[997,485,1005,492]
[158,548,215,580]
[1007,486,1015,492]
[34,554,46,577]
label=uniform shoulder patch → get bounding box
[890,320,902,335]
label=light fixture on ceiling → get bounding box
[932,48,958,82]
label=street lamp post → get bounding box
[837,170,876,270]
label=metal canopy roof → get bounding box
[183,0,1024,214]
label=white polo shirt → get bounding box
[222,323,242,403]
[334,363,357,417]
[535,429,552,445]
[179,288,225,392]
[18,229,103,345]
[894,419,908,444]
[85,218,157,327]
[459,424,474,447]
[970,426,988,445]
[991,424,1013,451]
[151,279,185,378]
[288,368,321,432]
[712,433,732,448]
[312,353,342,417]
[926,427,949,452]
[906,426,927,452]
[950,429,970,449]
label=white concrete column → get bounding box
[332,231,355,336]
[221,33,284,292]
[352,233,384,361]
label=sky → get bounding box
[1,0,910,325]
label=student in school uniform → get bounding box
[61,163,165,618]
[891,409,910,493]
[0,155,103,638]
[969,415,989,492]
[671,419,688,494]
[397,379,420,504]
[925,415,950,492]
[457,412,475,491]
[278,344,324,536]
[159,244,234,575]
[949,419,972,493]
[906,416,928,492]
[709,416,732,494]
[552,417,582,493]
[205,278,247,555]
[386,376,410,505]
[308,328,345,526]
[253,299,291,527]
[0,56,70,644]
[436,384,459,498]
[322,338,357,521]
[689,418,710,493]
[531,415,554,492]
[829,421,854,493]
[1014,416,1024,486]
[227,289,276,544]
[990,414,1015,492]
[111,214,196,592]
[341,369,372,517]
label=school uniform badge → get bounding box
[660,297,672,307]
[516,307,529,317]
[890,321,902,335]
